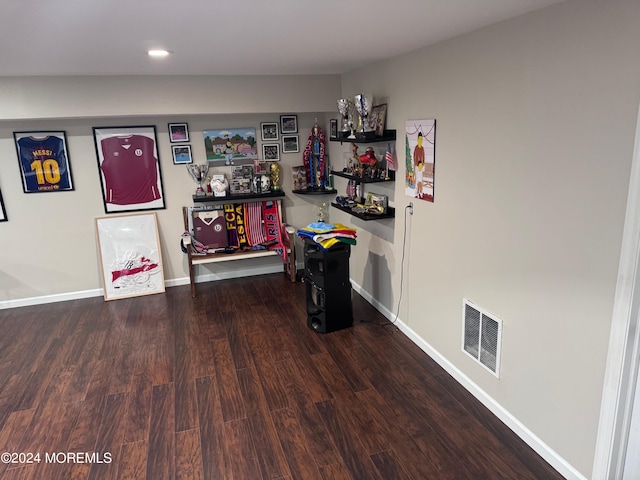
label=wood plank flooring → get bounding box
[0,273,565,479]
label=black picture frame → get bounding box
[282,135,299,153]
[260,122,279,141]
[168,123,189,143]
[0,189,7,222]
[280,114,298,134]
[330,119,338,139]
[13,130,75,194]
[172,144,193,164]
[93,125,166,214]
[262,143,280,161]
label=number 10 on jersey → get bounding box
[14,131,75,193]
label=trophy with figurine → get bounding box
[354,93,374,139]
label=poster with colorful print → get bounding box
[95,212,165,301]
[405,119,436,202]
[13,131,75,193]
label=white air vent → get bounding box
[462,299,502,378]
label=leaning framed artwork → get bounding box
[13,131,75,193]
[95,212,165,301]
[93,125,166,213]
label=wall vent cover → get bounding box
[462,299,503,378]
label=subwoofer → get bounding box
[304,238,353,333]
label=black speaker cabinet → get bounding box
[304,238,353,333]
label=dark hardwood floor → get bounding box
[0,273,564,479]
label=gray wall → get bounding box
[331,0,640,476]
[0,75,341,303]
[2,0,640,476]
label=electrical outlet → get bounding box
[408,202,414,215]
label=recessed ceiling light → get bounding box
[148,49,171,58]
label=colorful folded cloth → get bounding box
[297,222,357,250]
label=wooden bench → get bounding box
[182,194,296,297]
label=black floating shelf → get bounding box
[292,188,338,195]
[330,170,395,183]
[193,191,285,202]
[331,202,396,221]
[330,129,396,143]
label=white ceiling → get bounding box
[0,0,563,76]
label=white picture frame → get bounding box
[95,212,165,301]
[262,143,280,161]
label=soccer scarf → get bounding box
[223,203,250,248]
[262,201,287,261]
[302,126,326,186]
[244,201,267,246]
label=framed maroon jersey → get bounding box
[93,126,166,213]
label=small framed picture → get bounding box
[282,135,299,153]
[172,145,193,164]
[330,119,338,139]
[370,104,388,136]
[260,122,279,141]
[280,115,298,134]
[262,144,280,161]
[168,123,189,143]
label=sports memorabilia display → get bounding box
[13,131,74,193]
[93,126,165,213]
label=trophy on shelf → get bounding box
[337,98,353,139]
[270,162,281,192]
[186,163,209,197]
[354,93,374,139]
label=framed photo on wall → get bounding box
[172,145,193,164]
[95,212,165,301]
[280,115,298,134]
[262,143,280,161]
[260,122,279,141]
[93,125,166,213]
[282,135,299,153]
[0,189,7,222]
[330,119,338,139]
[13,131,75,193]
[168,123,189,143]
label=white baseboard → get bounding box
[350,280,587,480]
[0,264,289,310]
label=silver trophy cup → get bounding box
[354,93,372,134]
[337,98,352,134]
[187,163,209,196]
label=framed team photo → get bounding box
[168,123,189,143]
[0,189,7,222]
[260,122,279,141]
[262,143,280,161]
[13,131,75,194]
[280,115,298,134]
[172,144,193,165]
[95,212,165,301]
[93,125,166,214]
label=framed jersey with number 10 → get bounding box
[13,131,75,193]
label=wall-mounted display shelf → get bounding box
[193,191,285,203]
[330,170,395,183]
[330,202,395,221]
[330,129,396,144]
[292,187,337,195]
